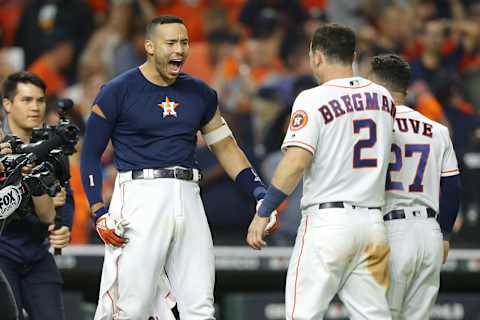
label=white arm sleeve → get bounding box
[202,117,233,146]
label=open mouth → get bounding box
[168,59,183,75]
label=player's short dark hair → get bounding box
[311,24,356,65]
[2,71,46,101]
[146,15,185,39]
[370,54,411,93]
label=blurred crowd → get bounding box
[0,0,479,247]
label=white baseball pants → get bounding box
[285,205,392,320]
[95,172,215,320]
[386,207,443,320]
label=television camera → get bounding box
[0,98,80,236]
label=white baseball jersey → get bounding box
[385,105,459,213]
[282,77,395,209]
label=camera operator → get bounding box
[0,72,74,320]
[0,148,20,320]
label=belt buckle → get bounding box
[184,169,193,180]
[192,169,201,182]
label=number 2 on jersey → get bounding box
[353,119,377,168]
[386,143,430,192]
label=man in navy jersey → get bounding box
[80,15,273,320]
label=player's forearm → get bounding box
[257,147,311,217]
[271,147,311,194]
[211,137,267,201]
[210,136,251,179]
[80,113,112,219]
[439,175,461,240]
[32,194,56,224]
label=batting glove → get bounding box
[96,213,129,247]
[257,199,280,235]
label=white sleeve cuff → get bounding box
[281,141,316,154]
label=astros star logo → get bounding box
[159,96,179,118]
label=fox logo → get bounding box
[0,185,22,220]
[159,96,179,118]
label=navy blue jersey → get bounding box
[94,68,218,171]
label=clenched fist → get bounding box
[52,188,67,208]
[48,225,71,249]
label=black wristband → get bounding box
[93,206,108,222]
[234,168,267,201]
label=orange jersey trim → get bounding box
[282,141,316,153]
[442,168,459,174]
[291,216,309,320]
